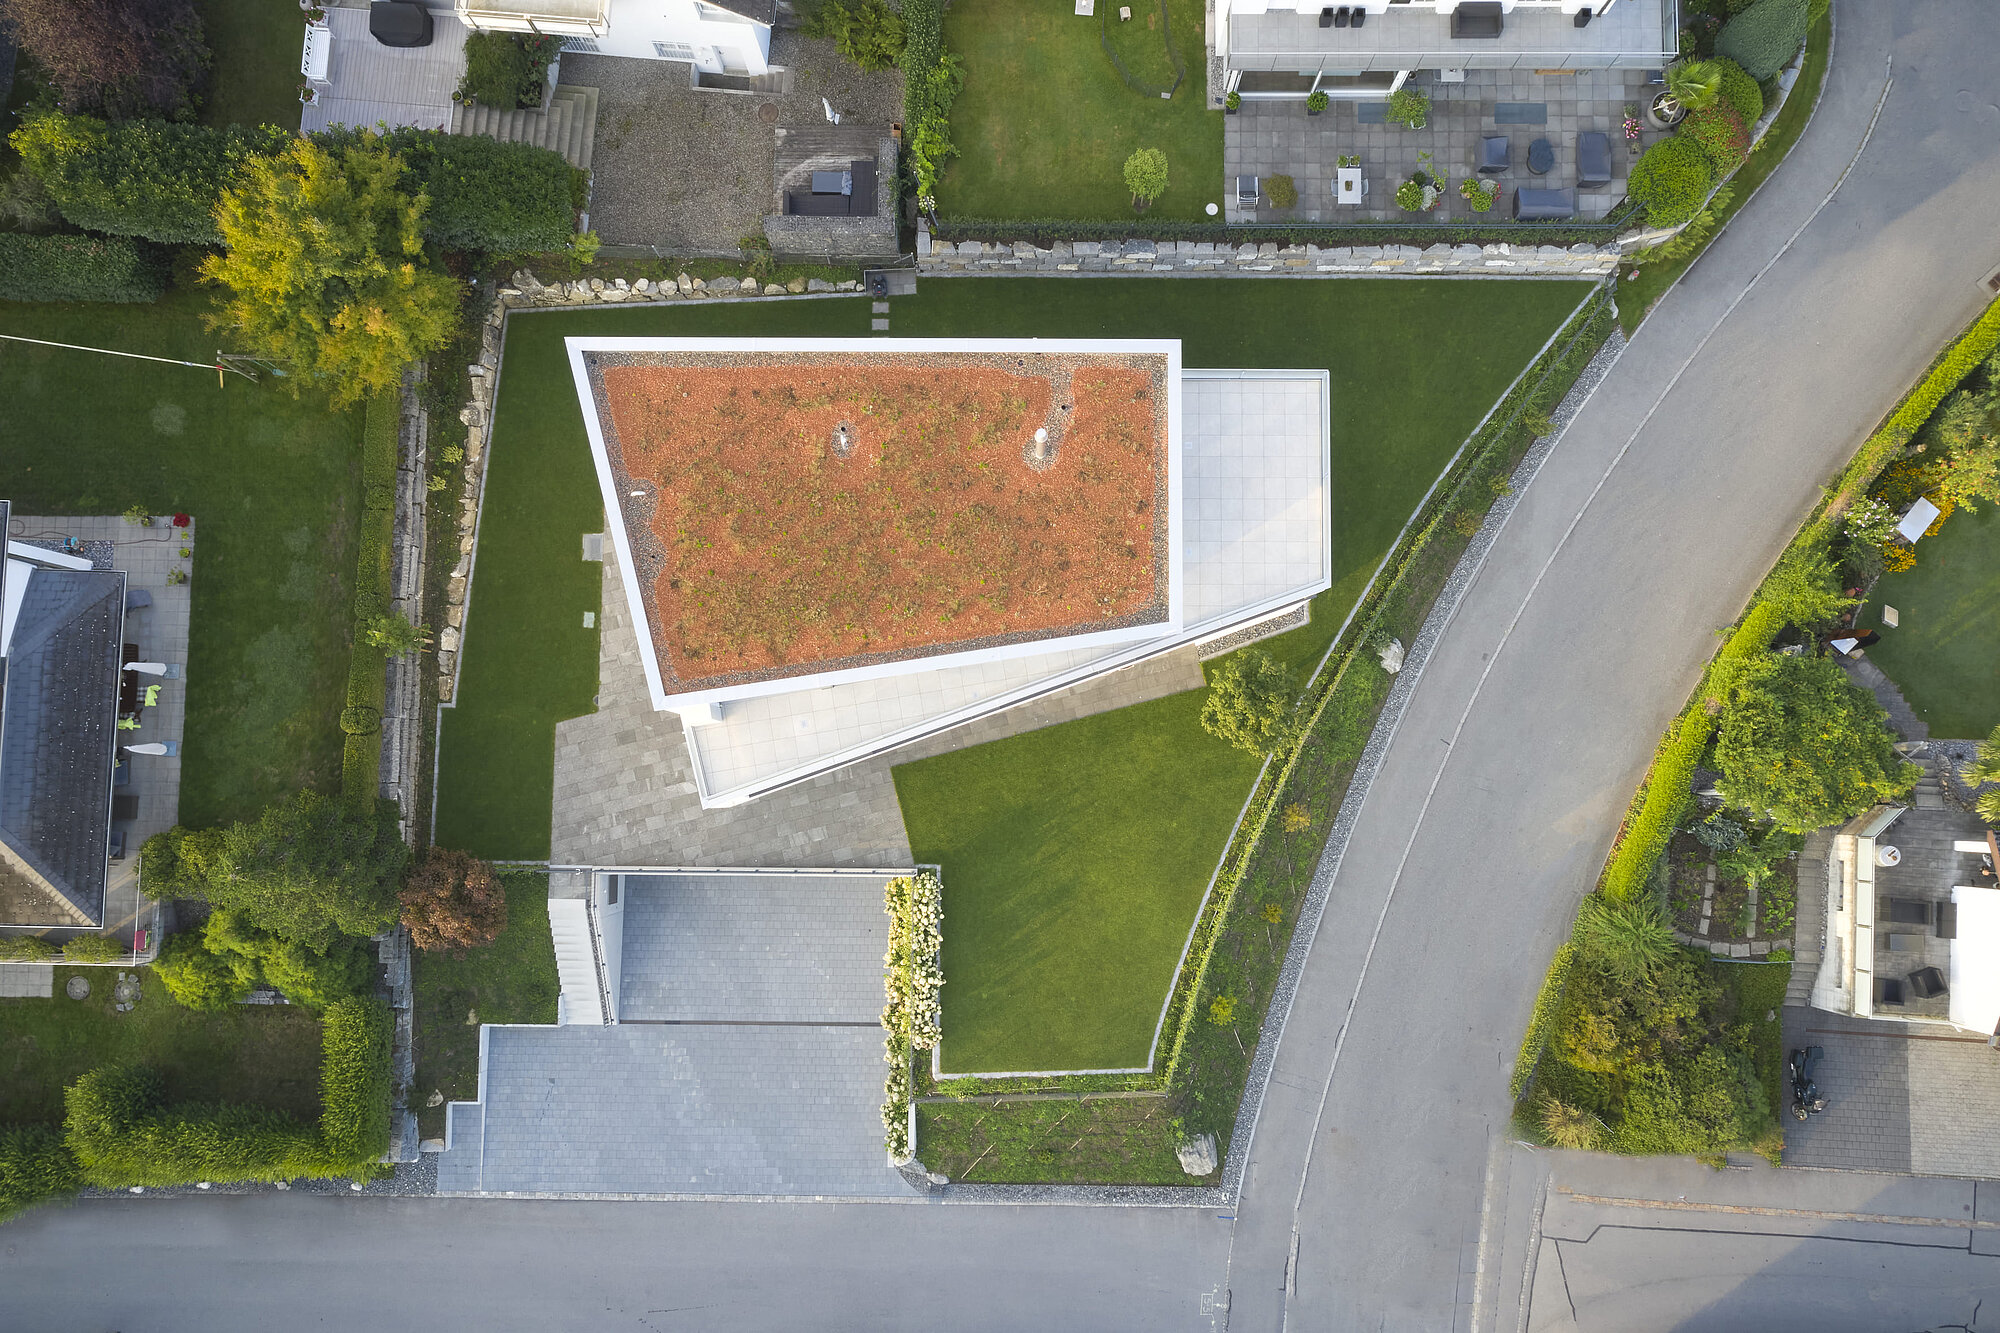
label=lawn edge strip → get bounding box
[1511,291,2000,1113]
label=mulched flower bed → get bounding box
[587,350,1172,692]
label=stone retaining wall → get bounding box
[914,236,1621,277]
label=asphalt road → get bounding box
[1222,2,2000,1328]
[7,4,2000,1329]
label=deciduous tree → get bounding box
[1122,147,1169,210]
[0,0,209,119]
[1200,650,1301,757]
[202,136,460,408]
[400,848,507,951]
[1713,652,1918,833]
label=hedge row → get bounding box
[0,234,167,304]
[56,996,394,1192]
[341,391,401,815]
[0,1124,82,1226]
[1717,0,1809,81]
[10,110,579,254]
[1508,943,1577,1100]
[901,0,959,204]
[9,111,292,244]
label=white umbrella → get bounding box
[123,662,169,676]
[124,743,172,756]
[822,97,841,125]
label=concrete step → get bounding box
[569,83,598,173]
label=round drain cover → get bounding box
[66,976,90,1000]
[758,102,779,125]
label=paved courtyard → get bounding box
[1227,69,1650,223]
[437,869,908,1198]
[570,33,902,257]
[1782,1005,2000,1180]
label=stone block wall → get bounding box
[914,236,1622,277]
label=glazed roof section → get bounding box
[0,506,124,927]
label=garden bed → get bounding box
[588,349,1171,691]
[1664,828,1798,944]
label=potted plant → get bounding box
[1459,177,1496,213]
[305,5,324,20]
[1622,103,1644,154]
[298,81,317,104]
[1649,59,1719,128]
[1395,174,1439,212]
[1306,91,1328,116]
[1225,91,1241,115]
[1386,86,1429,130]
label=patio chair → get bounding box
[1577,132,1613,188]
[1319,5,1335,26]
[1884,932,1923,952]
[1935,900,1958,939]
[1236,175,1260,207]
[1348,6,1363,26]
[1478,136,1510,176]
[124,589,152,613]
[1876,977,1906,1006]
[108,829,126,862]
[1334,6,1350,28]
[112,794,140,823]
[1908,966,1948,999]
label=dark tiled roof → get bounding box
[0,561,124,927]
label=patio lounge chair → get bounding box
[1885,896,1930,925]
[1478,137,1510,176]
[124,589,152,613]
[1451,2,1504,38]
[1236,175,1260,207]
[1577,132,1613,188]
[1908,966,1948,999]
[1511,187,1574,221]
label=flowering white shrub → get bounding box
[879,870,943,1160]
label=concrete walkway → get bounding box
[1224,2,2000,1328]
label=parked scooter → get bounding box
[1789,1045,1827,1121]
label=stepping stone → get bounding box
[872,302,890,314]
[871,318,889,331]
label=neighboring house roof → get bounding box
[0,507,124,928]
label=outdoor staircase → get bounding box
[546,894,609,1025]
[449,83,598,173]
[1911,753,1949,810]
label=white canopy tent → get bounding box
[1947,885,2000,1035]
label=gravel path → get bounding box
[571,35,903,257]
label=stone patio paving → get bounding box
[1226,68,1657,224]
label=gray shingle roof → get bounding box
[0,543,124,928]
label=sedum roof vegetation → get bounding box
[590,350,1172,691]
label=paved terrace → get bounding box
[1228,68,1648,223]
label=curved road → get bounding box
[1226,2,2000,1327]
[7,4,2000,1328]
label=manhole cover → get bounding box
[113,976,141,1005]
[757,102,779,125]
[65,976,90,1000]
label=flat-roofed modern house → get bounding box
[567,337,1334,807]
[0,500,127,931]
[1217,0,1680,101]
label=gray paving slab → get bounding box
[443,1024,909,1197]
[0,963,53,997]
[617,872,888,1022]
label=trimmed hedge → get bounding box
[1626,135,1715,228]
[317,997,394,1166]
[0,234,167,304]
[1682,103,1751,175]
[10,111,291,244]
[341,391,401,816]
[65,1065,324,1187]
[0,1124,82,1225]
[340,127,583,254]
[1717,0,1808,81]
[1716,57,1764,124]
[901,0,958,203]
[1510,943,1576,1099]
[61,934,128,963]
[0,936,60,961]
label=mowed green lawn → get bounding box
[1863,501,2000,741]
[195,0,312,131]
[0,966,324,1126]
[941,0,1222,222]
[0,294,365,827]
[890,278,1590,1073]
[412,872,559,1137]
[432,298,875,858]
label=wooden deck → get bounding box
[299,6,465,134]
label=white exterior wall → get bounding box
[581,0,771,73]
[595,873,625,1022]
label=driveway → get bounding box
[435,871,909,1198]
[1225,2,2000,1327]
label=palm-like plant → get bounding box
[1663,60,1725,115]
[1539,1098,1603,1151]
[1970,723,2000,824]
[1576,895,1679,987]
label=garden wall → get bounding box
[914,236,1621,277]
